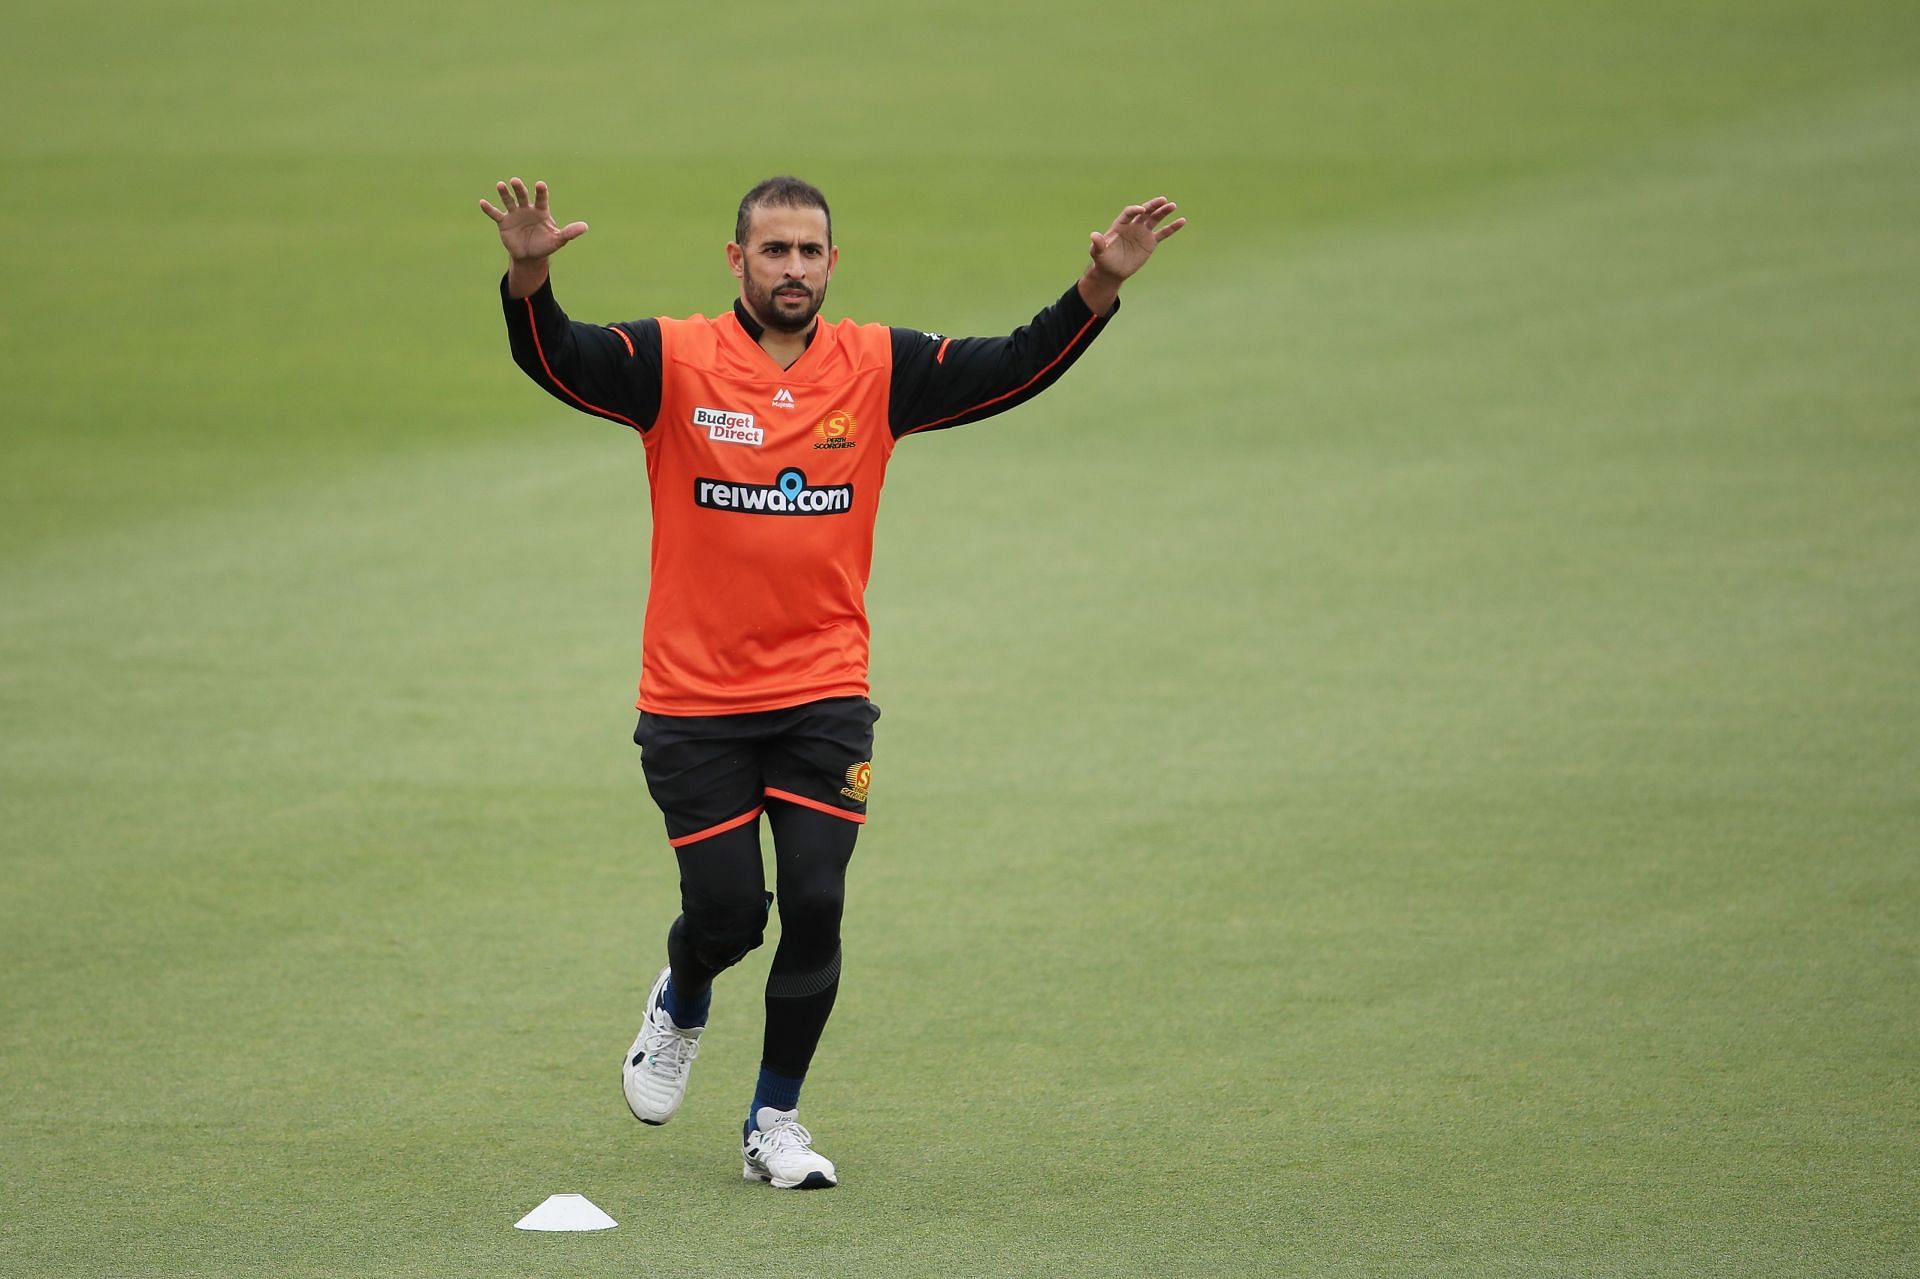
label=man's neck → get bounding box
[733,298,816,369]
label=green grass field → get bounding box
[4,2,1917,1275]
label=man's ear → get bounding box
[726,242,745,280]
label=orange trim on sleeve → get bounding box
[763,787,866,824]
[667,805,764,848]
[608,324,636,357]
[935,337,951,365]
[899,312,1101,436]
[523,296,645,431]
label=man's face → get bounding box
[728,204,837,334]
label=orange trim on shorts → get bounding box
[763,787,865,824]
[935,337,952,365]
[667,805,764,848]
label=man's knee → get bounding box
[677,892,772,971]
[776,881,845,937]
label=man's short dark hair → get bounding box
[735,176,833,247]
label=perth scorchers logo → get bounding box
[840,761,871,803]
[814,410,857,450]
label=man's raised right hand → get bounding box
[481,177,588,296]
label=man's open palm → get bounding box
[1088,197,1185,282]
[481,177,588,263]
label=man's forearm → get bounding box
[500,276,663,431]
[506,258,552,300]
[885,282,1117,438]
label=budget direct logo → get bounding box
[694,469,853,516]
[814,410,856,450]
[694,406,763,447]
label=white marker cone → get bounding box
[515,1193,617,1231]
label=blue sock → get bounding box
[661,973,710,1030]
[747,1066,804,1136]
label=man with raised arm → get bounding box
[483,175,1184,1189]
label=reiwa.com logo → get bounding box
[695,468,853,516]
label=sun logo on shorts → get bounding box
[840,762,871,803]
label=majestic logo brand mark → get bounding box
[840,762,871,803]
[771,388,796,409]
[695,468,853,516]
[694,406,763,447]
[814,410,857,451]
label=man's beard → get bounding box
[752,278,825,333]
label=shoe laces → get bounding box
[639,1010,699,1070]
[753,1115,814,1153]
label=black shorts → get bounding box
[634,696,880,848]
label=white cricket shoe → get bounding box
[622,967,701,1126]
[742,1106,838,1189]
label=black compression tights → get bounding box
[665,801,857,1079]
